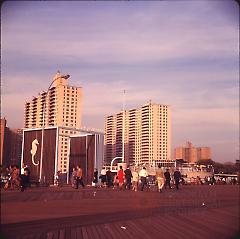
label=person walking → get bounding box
[124,166,132,190]
[132,168,139,192]
[11,166,20,190]
[156,164,164,192]
[106,169,113,187]
[20,167,30,192]
[100,167,107,187]
[117,166,125,190]
[92,168,98,187]
[76,165,84,189]
[173,168,181,190]
[71,167,77,188]
[139,167,148,191]
[164,168,171,189]
[54,171,62,187]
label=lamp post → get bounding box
[39,72,70,183]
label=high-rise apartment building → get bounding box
[24,72,83,172]
[24,71,82,129]
[197,147,211,161]
[174,142,211,163]
[104,102,171,166]
[0,118,23,167]
[0,118,7,166]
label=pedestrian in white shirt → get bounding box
[139,167,148,191]
[132,168,139,192]
[100,168,107,187]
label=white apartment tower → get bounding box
[24,71,83,172]
[104,102,171,166]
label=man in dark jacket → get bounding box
[106,169,113,187]
[20,167,30,192]
[124,166,132,190]
[173,168,182,190]
[164,168,171,189]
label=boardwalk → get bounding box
[1,185,239,239]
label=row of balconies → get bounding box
[50,95,56,100]
[106,117,114,121]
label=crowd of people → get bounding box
[70,164,183,192]
[1,163,238,192]
[0,164,30,191]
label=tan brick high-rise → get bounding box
[24,71,82,129]
[104,102,171,166]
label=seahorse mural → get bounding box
[30,139,39,166]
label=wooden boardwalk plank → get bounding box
[75,227,83,239]
[70,227,77,239]
[81,226,89,239]
[143,216,184,239]
[144,216,182,239]
[124,219,153,239]
[152,215,198,239]
[89,225,101,239]
[177,212,235,239]
[64,228,72,239]
[95,224,113,239]
[109,222,128,239]
[101,224,119,239]
[58,229,65,239]
[113,221,137,239]
[86,226,96,239]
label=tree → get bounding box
[196,160,239,174]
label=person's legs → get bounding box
[76,177,79,189]
[132,181,136,191]
[79,178,85,187]
[157,177,161,192]
[141,177,146,191]
[20,175,26,192]
[175,179,179,190]
[140,177,144,191]
[167,180,171,189]
[159,178,164,192]
[119,181,123,190]
[127,178,131,190]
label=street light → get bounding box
[39,72,70,183]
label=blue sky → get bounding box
[1,1,239,163]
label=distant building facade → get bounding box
[174,141,211,163]
[0,118,7,165]
[0,118,23,167]
[23,72,83,172]
[104,102,171,166]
